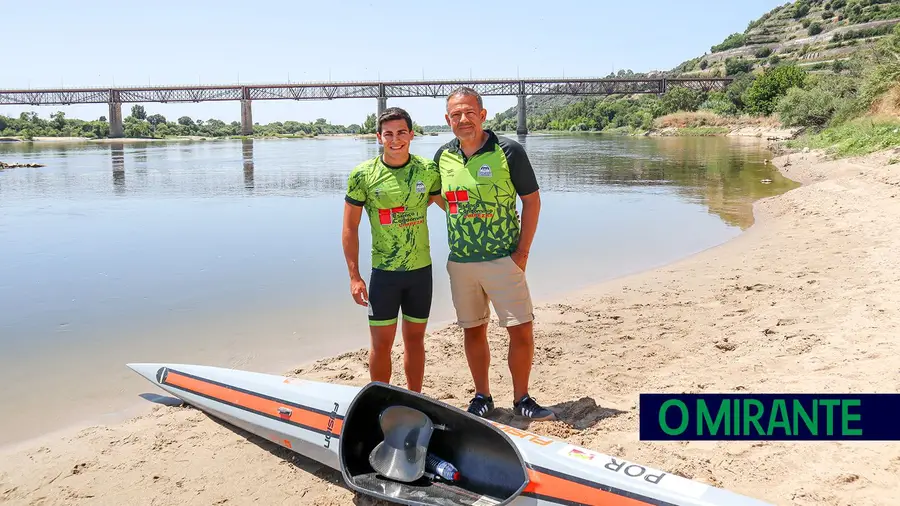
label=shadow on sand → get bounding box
[484,396,628,432]
[138,393,185,407]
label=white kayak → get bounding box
[127,363,773,506]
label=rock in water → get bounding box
[0,161,45,169]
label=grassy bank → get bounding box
[786,115,900,157]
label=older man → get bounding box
[432,87,553,420]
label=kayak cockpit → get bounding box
[339,382,528,506]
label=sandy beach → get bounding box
[2,145,900,505]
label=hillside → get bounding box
[674,0,900,76]
[487,0,900,131]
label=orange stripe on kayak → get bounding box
[524,469,653,506]
[164,370,343,435]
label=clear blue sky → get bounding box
[2,0,786,126]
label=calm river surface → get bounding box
[0,132,798,447]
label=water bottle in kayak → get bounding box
[425,453,460,482]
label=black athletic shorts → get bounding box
[368,264,433,326]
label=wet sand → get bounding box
[2,147,899,505]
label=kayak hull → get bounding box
[128,363,773,506]
[128,363,353,470]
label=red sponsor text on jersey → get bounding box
[377,206,406,225]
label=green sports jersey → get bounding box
[433,130,540,263]
[345,154,441,271]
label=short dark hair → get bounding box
[446,86,483,110]
[377,107,413,133]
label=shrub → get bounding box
[725,57,754,75]
[777,87,838,126]
[712,33,747,52]
[850,23,900,114]
[726,73,757,111]
[661,87,706,114]
[743,65,809,115]
[778,73,861,128]
[755,47,774,58]
[699,91,739,116]
[808,22,823,35]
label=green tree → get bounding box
[50,111,66,131]
[361,113,376,134]
[700,91,739,116]
[711,33,746,52]
[777,87,838,127]
[124,120,150,138]
[743,65,808,116]
[147,114,167,127]
[725,58,753,76]
[130,104,147,120]
[661,87,706,114]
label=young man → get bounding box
[432,87,554,420]
[342,107,441,393]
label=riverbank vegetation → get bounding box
[483,0,899,156]
[485,20,899,159]
[0,109,426,141]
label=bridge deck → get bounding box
[0,77,733,106]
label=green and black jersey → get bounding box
[433,130,539,263]
[345,154,441,271]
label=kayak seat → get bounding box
[340,382,529,505]
[368,405,435,483]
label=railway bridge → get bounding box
[0,76,733,137]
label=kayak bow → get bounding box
[127,363,772,506]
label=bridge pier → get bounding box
[516,94,527,135]
[240,99,253,136]
[107,100,123,138]
[377,96,386,118]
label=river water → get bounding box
[0,132,798,447]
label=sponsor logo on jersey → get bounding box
[478,165,492,177]
[378,206,406,225]
[415,181,426,193]
[444,190,469,215]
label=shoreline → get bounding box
[0,131,442,145]
[0,123,789,146]
[2,146,900,504]
[492,124,801,141]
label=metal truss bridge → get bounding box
[0,76,734,136]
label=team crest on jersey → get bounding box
[415,181,425,193]
[478,165,492,177]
